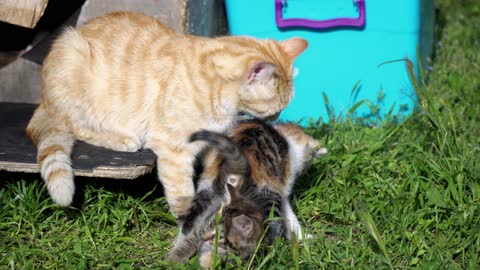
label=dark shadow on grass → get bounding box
[0,157,208,207]
[0,170,164,204]
[0,147,213,213]
[433,5,446,62]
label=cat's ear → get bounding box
[314,147,328,158]
[232,214,253,237]
[247,61,276,84]
[279,37,308,62]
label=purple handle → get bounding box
[275,0,366,29]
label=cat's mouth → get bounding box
[265,112,281,121]
[239,111,280,121]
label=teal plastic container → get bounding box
[225,0,434,123]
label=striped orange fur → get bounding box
[26,11,308,215]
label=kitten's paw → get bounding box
[287,220,305,240]
[199,253,213,269]
[314,147,328,157]
[288,231,311,241]
[168,252,189,263]
[296,233,313,240]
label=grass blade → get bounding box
[354,199,392,267]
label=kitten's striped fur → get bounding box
[25,12,308,216]
[170,119,327,267]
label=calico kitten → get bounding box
[170,119,326,266]
[25,11,308,216]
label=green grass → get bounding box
[2,1,480,269]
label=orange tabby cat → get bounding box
[26,11,308,217]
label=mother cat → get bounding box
[26,11,308,217]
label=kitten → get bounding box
[169,130,263,267]
[212,119,327,240]
[170,119,326,267]
[199,184,264,267]
[169,183,264,268]
[25,11,308,216]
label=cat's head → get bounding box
[214,36,308,120]
[275,123,327,176]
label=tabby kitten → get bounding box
[199,184,264,267]
[169,183,264,268]
[25,11,308,216]
[169,129,263,266]
[202,119,327,240]
[170,119,326,267]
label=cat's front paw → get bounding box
[118,136,142,152]
[108,135,141,152]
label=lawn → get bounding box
[1,1,479,269]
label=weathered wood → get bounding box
[0,57,42,103]
[0,102,157,179]
[2,0,189,103]
[76,0,187,32]
[186,0,227,37]
[0,0,49,28]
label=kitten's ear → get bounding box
[232,214,253,237]
[201,222,216,241]
[314,147,328,158]
[279,37,308,62]
[247,61,276,84]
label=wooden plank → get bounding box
[0,102,157,179]
[0,57,42,103]
[0,0,49,28]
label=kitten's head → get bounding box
[202,184,263,260]
[222,184,263,259]
[275,123,327,176]
[214,36,308,120]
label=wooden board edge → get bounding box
[0,161,154,179]
[75,165,154,179]
[0,161,38,174]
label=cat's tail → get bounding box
[26,104,75,206]
[189,130,249,182]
